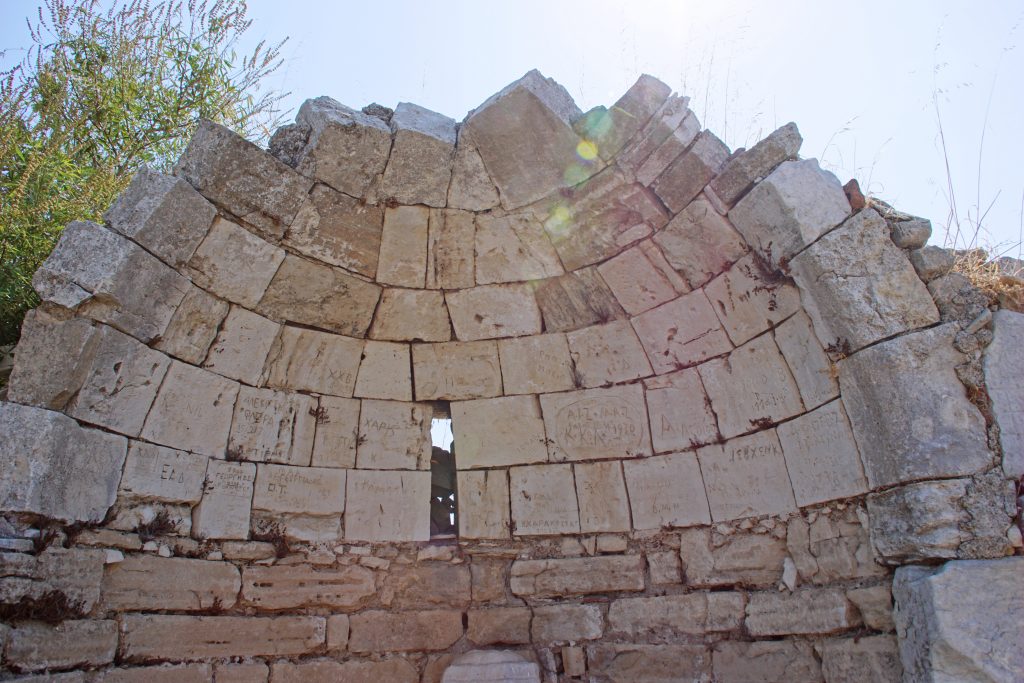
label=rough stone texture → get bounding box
[349,610,462,652]
[774,309,839,410]
[633,112,701,186]
[532,603,603,643]
[242,564,374,610]
[311,395,360,468]
[257,254,381,337]
[121,614,325,661]
[202,306,279,385]
[263,325,362,396]
[0,402,127,522]
[890,218,933,249]
[575,461,632,533]
[607,594,707,637]
[447,283,542,340]
[909,245,956,282]
[100,556,239,611]
[370,288,451,342]
[354,340,412,401]
[652,130,730,213]
[579,74,672,162]
[141,361,239,457]
[98,665,211,682]
[511,555,644,597]
[679,527,787,588]
[447,134,500,210]
[622,452,711,529]
[453,395,548,468]
[654,197,748,288]
[356,399,432,470]
[285,183,383,277]
[293,96,392,198]
[746,587,860,636]
[272,659,418,683]
[631,289,733,373]
[381,102,456,207]
[791,208,940,351]
[413,340,502,400]
[474,212,563,284]
[587,644,711,682]
[847,584,895,631]
[704,252,802,346]
[381,563,472,609]
[252,463,346,515]
[6,308,99,409]
[377,205,429,288]
[462,69,589,209]
[984,310,1024,477]
[729,158,850,268]
[175,120,313,238]
[498,333,575,395]
[510,464,581,535]
[215,662,271,683]
[566,319,653,387]
[118,441,208,503]
[153,285,228,365]
[698,430,797,521]
[534,268,626,332]
[540,384,652,461]
[597,241,687,315]
[893,558,1023,683]
[33,221,189,343]
[713,640,822,683]
[4,620,117,672]
[644,367,719,452]
[615,94,691,173]
[709,122,802,207]
[186,216,284,308]
[443,650,540,683]
[457,470,511,539]
[838,325,992,487]
[818,635,902,683]
[467,607,532,645]
[345,470,430,541]
[0,548,105,614]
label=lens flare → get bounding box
[576,139,599,161]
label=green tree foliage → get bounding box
[0,0,285,344]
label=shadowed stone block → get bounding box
[377,205,429,288]
[263,325,362,397]
[644,368,719,453]
[228,386,316,466]
[413,340,502,400]
[119,441,208,504]
[458,469,511,540]
[566,319,653,387]
[632,289,732,373]
[203,306,279,385]
[653,196,748,288]
[370,288,451,342]
[447,283,542,340]
[121,614,325,661]
[498,333,575,395]
[474,212,563,284]
[510,463,580,535]
[356,400,432,470]
[704,252,802,346]
[534,267,626,332]
[580,73,672,161]
[154,285,229,365]
[709,122,802,207]
[652,130,730,213]
[540,384,652,461]
[634,111,701,186]
[311,396,360,468]
[453,395,548,468]
[623,452,711,529]
[698,430,797,521]
[381,103,457,207]
[187,216,285,308]
[427,208,476,289]
[4,620,117,673]
[192,460,255,540]
[817,636,901,683]
[597,241,688,315]
[574,461,632,533]
[984,310,1024,477]
[510,555,644,597]
[141,361,239,457]
[285,183,383,277]
[617,94,692,173]
[345,470,430,541]
[0,549,105,614]
[774,309,838,410]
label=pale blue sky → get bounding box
[3,0,1022,254]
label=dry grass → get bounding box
[951,249,1024,312]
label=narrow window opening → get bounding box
[430,403,457,538]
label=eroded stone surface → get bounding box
[746,587,860,636]
[534,268,626,332]
[510,555,644,597]
[774,309,838,410]
[252,463,345,515]
[474,212,563,284]
[101,556,239,611]
[447,284,542,340]
[119,441,208,503]
[192,460,255,540]
[566,320,653,387]
[985,310,1024,477]
[285,183,383,277]
[263,325,362,397]
[447,135,500,211]
[121,614,325,661]
[349,610,462,652]
[540,384,652,461]
[597,241,687,315]
[510,464,580,535]
[154,285,229,365]
[777,399,867,506]
[242,564,374,610]
[141,361,239,457]
[187,216,284,308]
[427,208,476,289]
[453,395,548,468]
[652,130,730,213]
[458,470,511,539]
[4,620,117,672]
[377,205,429,288]
[709,122,802,207]
[356,400,432,470]
[653,197,748,288]
[704,252,802,346]
[574,461,632,533]
[413,340,502,400]
[644,368,719,453]
[713,640,821,683]
[623,452,711,529]
[587,644,711,682]
[311,396,360,468]
[370,288,451,342]
[354,340,412,401]
[381,103,457,207]
[498,333,575,395]
[202,306,279,385]
[7,308,99,410]
[698,430,796,521]
[345,470,430,541]
[818,636,902,683]
[632,289,732,373]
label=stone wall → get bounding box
[0,70,1020,682]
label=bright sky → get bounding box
[2,0,1022,255]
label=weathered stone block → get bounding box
[679,528,787,588]
[382,563,471,609]
[534,267,626,332]
[5,620,116,672]
[377,205,429,287]
[202,306,279,385]
[257,254,381,337]
[34,221,189,342]
[0,403,126,522]
[186,216,284,307]
[623,452,711,529]
[566,319,653,387]
[311,396,360,468]
[634,111,701,186]
[215,662,271,683]
[119,441,208,503]
[99,665,211,682]
[510,555,644,597]
[698,430,797,521]
[607,594,707,637]
[153,285,228,365]
[838,325,992,488]
[597,240,688,315]
[381,103,456,207]
[652,130,730,213]
[413,340,502,400]
[791,208,940,351]
[294,96,392,198]
[345,470,430,541]
[846,584,895,631]
[985,310,1024,477]
[510,463,580,535]
[0,549,105,614]
[252,463,345,515]
[644,367,719,452]
[890,217,932,249]
[581,74,672,161]
[647,550,682,585]
[817,635,902,683]
[698,333,803,438]
[452,395,548,468]
[470,561,508,603]
[121,614,325,661]
[272,659,417,683]
[457,469,511,539]
[533,603,603,643]
[349,610,463,652]
[893,558,1023,683]
[6,309,99,410]
[426,207,476,289]
[729,158,850,267]
[354,340,412,401]
[575,461,632,533]
[447,135,500,211]
[175,119,313,238]
[447,283,542,340]
[467,607,531,645]
[498,333,575,395]
[101,556,239,611]
[242,564,375,610]
[704,252,802,346]
[474,211,563,284]
[285,183,383,277]
[540,384,652,461]
[709,122,802,207]
[369,288,451,342]
[191,460,255,540]
[326,614,349,651]
[746,588,860,636]
[774,309,838,410]
[631,289,732,373]
[654,197,748,289]
[263,325,362,396]
[228,386,315,465]
[356,399,432,470]
[909,245,955,282]
[587,644,711,682]
[713,640,822,683]
[105,165,216,266]
[616,93,691,169]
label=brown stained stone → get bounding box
[510,463,581,536]
[652,130,730,213]
[532,604,604,643]
[534,267,626,332]
[377,205,430,288]
[427,208,476,289]
[446,283,543,340]
[586,644,711,682]
[242,564,375,610]
[271,659,418,683]
[202,306,279,386]
[153,285,228,365]
[4,620,117,672]
[622,452,711,529]
[381,103,457,207]
[846,584,895,631]
[653,196,749,288]
[228,386,316,466]
[257,254,381,337]
[263,325,363,397]
[186,217,285,308]
[458,470,512,540]
[540,384,652,462]
[474,212,563,284]
[468,607,532,645]
[452,395,548,468]
[498,333,575,395]
[574,461,632,533]
[746,588,861,636]
[774,309,839,411]
[285,183,383,277]
[631,289,733,374]
[381,563,472,609]
[326,614,349,651]
[354,340,412,401]
[369,288,451,342]
[101,556,239,611]
[311,396,360,468]
[703,252,802,347]
[597,241,688,316]
[708,122,803,207]
[120,614,325,661]
[697,430,797,522]
[643,367,719,453]
[356,399,432,470]
[607,594,707,637]
[817,636,902,683]
[413,340,502,400]
[348,610,463,652]
[566,319,653,387]
[510,555,644,597]
[712,640,822,683]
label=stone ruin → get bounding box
[0,69,1021,682]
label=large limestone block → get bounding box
[774,309,838,410]
[66,324,170,437]
[510,555,645,597]
[728,158,850,268]
[463,69,590,209]
[747,587,860,636]
[345,470,430,541]
[698,430,797,521]
[452,395,548,468]
[597,241,688,316]
[893,558,1024,683]
[984,310,1024,477]
[285,183,383,277]
[447,135,500,211]
[607,594,708,638]
[356,399,432,470]
[202,306,279,385]
[586,644,711,682]
[534,267,626,332]
[631,289,732,373]
[698,333,803,438]
[6,309,99,410]
[99,665,210,682]
[381,102,456,207]
[175,120,313,238]
[263,325,362,396]
[293,96,392,198]
[349,610,463,652]
[622,451,711,529]
[578,74,672,161]
[4,620,117,673]
[258,254,381,337]
[447,283,542,340]
[377,205,429,288]
[311,396,360,468]
[777,399,868,506]
[713,640,822,683]
[121,614,325,661]
[653,197,748,288]
[509,463,580,535]
[498,333,575,395]
[616,93,692,172]
[100,556,239,611]
[242,564,374,610]
[382,563,472,609]
[354,340,412,401]
[704,252,802,346]
[466,609,531,645]
[540,384,652,461]
[679,527,787,588]
[141,361,239,457]
[532,603,604,643]
[105,166,216,266]
[443,650,539,683]
[187,216,285,308]
[0,402,127,522]
[412,340,502,400]
[0,548,105,613]
[474,212,563,284]
[369,288,451,342]
[708,122,802,207]
[119,441,208,503]
[644,368,719,453]
[273,659,417,683]
[33,221,188,342]
[633,111,701,186]
[458,469,511,539]
[838,325,992,487]
[154,285,229,365]
[817,635,902,683]
[228,386,316,465]
[192,460,255,540]
[574,460,632,533]
[427,208,476,289]
[566,319,653,387]
[652,130,730,213]
[791,208,940,351]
